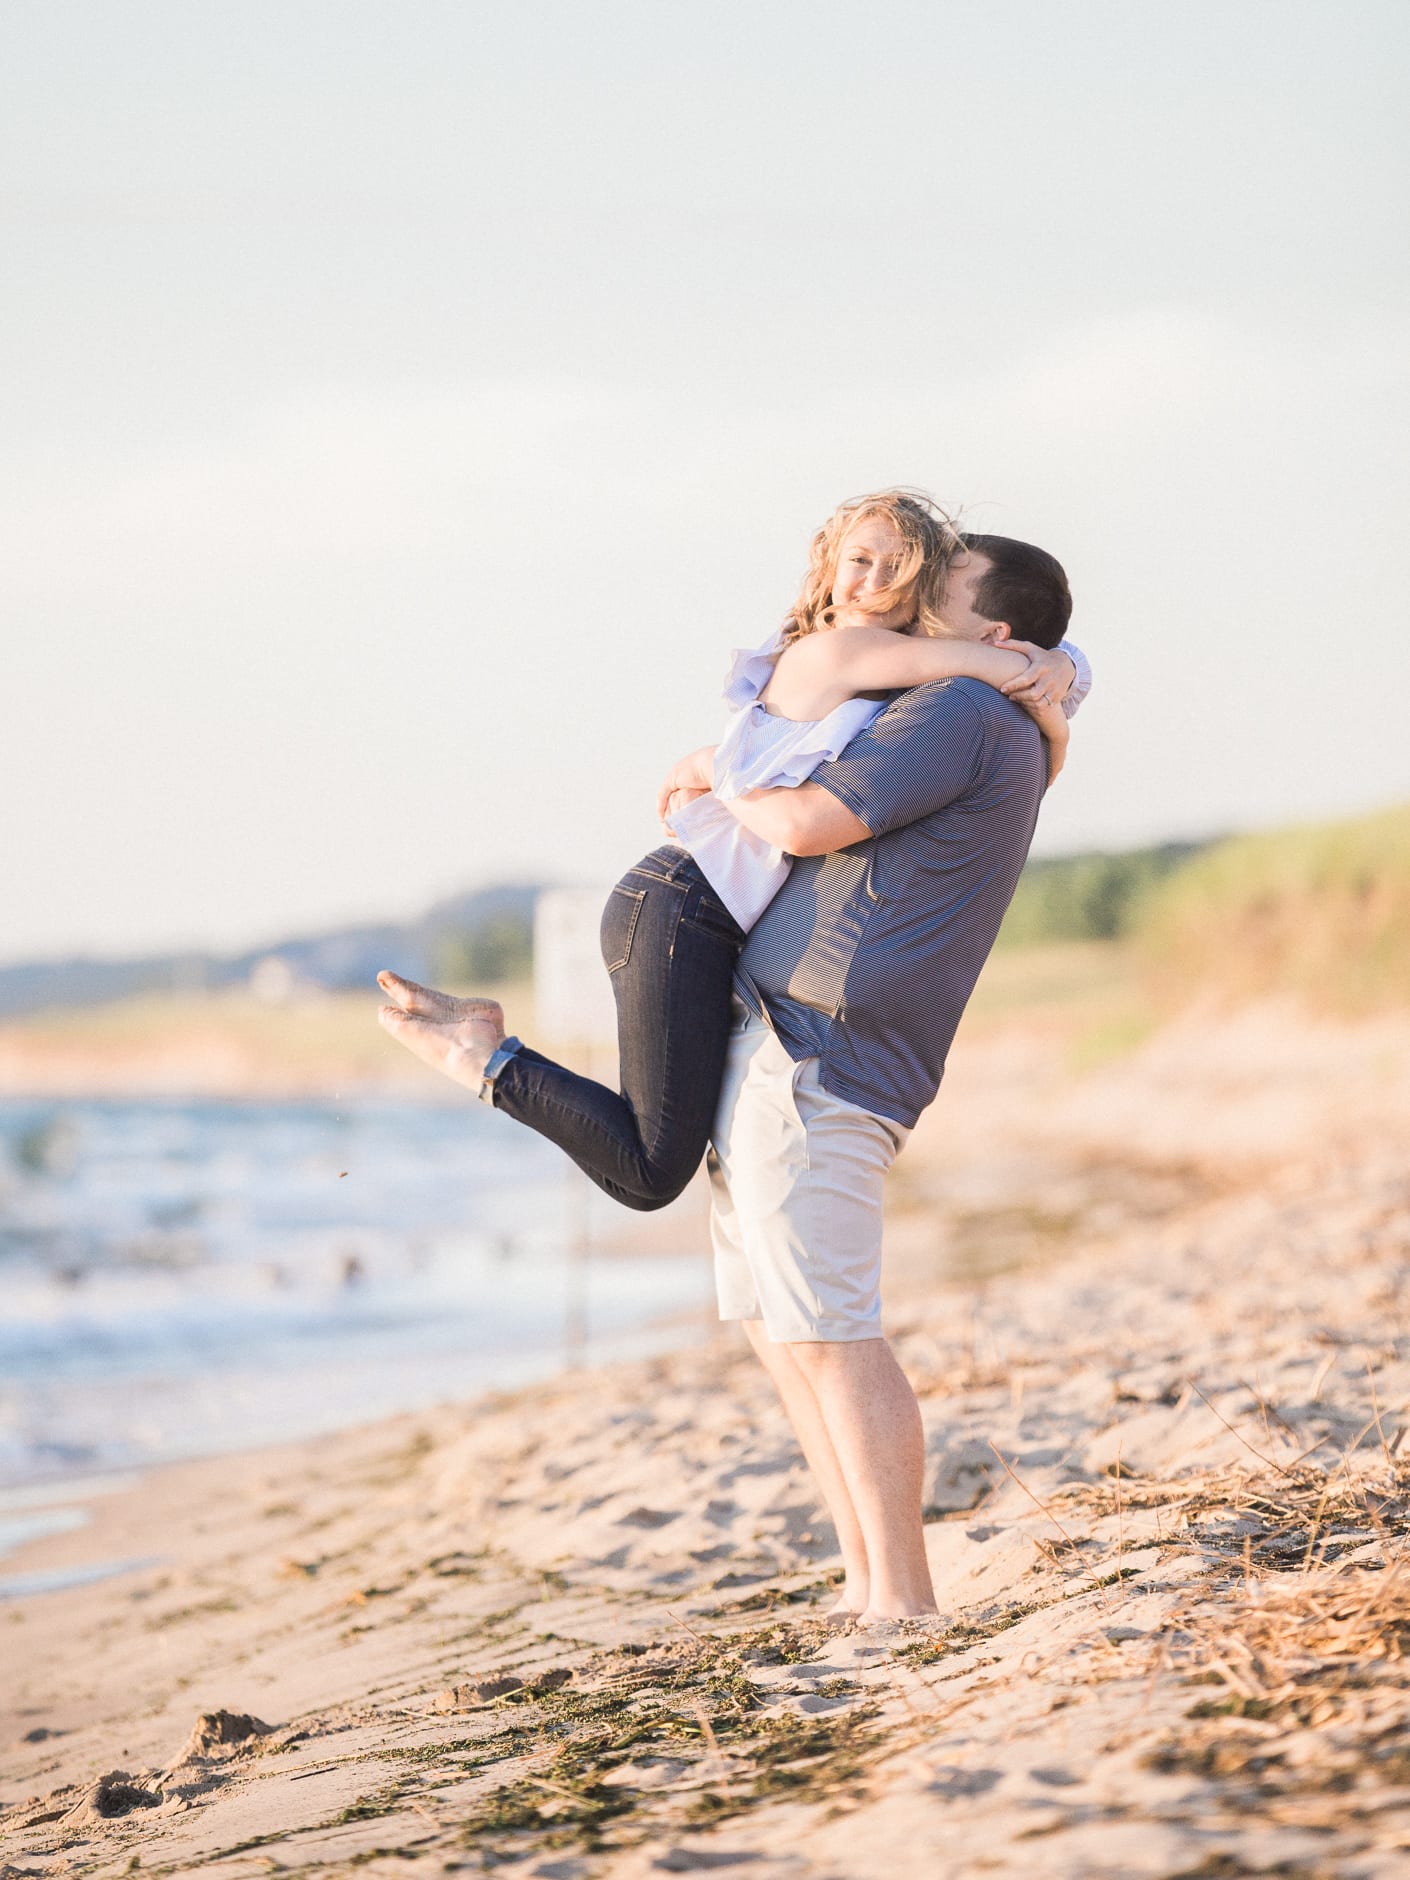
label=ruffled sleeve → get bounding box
[721,630,785,709]
[1058,639,1092,721]
[711,694,886,799]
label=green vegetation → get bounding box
[434,909,534,986]
[990,803,1410,1018]
[1133,801,1410,1015]
[996,840,1207,948]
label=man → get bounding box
[697,533,1080,1622]
[378,530,1082,1624]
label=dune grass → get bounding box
[1132,801,1410,1016]
[992,801,1410,1021]
[996,839,1205,949]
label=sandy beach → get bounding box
[5,0,1403,1868]
[4,990,1410,1878]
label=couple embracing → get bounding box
[379,488,1090,1626]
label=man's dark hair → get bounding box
[958,533,1072,650]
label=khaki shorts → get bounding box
[708,1007,909,1343]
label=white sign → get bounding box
[534,888,620,1048]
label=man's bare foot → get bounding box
[376,971,506,1094]
[825,1586,866,1625]
[856,1600,940,1622]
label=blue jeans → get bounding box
[491,845,746,1212]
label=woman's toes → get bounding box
[378,979,427,1018]
[376,972,459,1018]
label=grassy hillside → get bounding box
[1132,801,1410,1014]
[996,840,1206,948]
[993,803,1410,1023]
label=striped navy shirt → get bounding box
[733,677,1046,1128]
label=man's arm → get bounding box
[658,740,872,854]
[725,682,1008,854]
[743,681,1005,854]
[698,681,1020,857]
[724,781,873,856]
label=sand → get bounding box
[3,998,1410,1878]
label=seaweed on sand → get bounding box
[445,1623,893,1856]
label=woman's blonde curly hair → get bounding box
[782,488,962,646]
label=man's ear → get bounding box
[978,619,1012,645]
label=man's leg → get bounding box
[742,1320,869,1615]
[787,1336,936,1620]
[713,1022,931,1618]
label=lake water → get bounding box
[0,1093,712,1553]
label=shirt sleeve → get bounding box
[1059,639,1092,721]
[805,680,992,838]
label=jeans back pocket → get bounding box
[600,885,647,974]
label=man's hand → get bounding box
[656,745,716,826]
[999,642,1075,712]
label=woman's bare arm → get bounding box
[768,628,1032,720]
[1028,699,1069,784]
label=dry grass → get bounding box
[1135,800,1410,1017]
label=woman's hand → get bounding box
[655,745,716,825]
[660,784,711,837]
[999,641,1076,712]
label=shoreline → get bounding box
[0,1269,721,1589]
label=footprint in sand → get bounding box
[64,1771,163,1822]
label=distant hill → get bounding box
[0,883,544,1019]
[0,837,1202,1021]
[12,803,1404,1023]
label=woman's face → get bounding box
[829,515,915,632]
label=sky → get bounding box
[4,0,1408,963]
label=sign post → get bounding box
[533,889,620,1366]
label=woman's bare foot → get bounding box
[376,971,506,1093]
